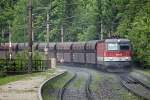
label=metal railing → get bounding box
[0,59,49,73]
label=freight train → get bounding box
[0,38,132,71]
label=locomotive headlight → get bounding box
[109,57,113,61]
[125,57,129,61]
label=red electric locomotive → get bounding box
[96,39,131,71]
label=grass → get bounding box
[42,72,74,100]
[134,67,150,75]
[45,72,73,88]
[0,74,28,85]
[0,69,56,85]
[90,70,101,91]
[142,70,150,75]
[73,76,84,88]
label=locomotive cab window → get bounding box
[119,43,130,50]
[107,43,118,50]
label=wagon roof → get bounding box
[56,42,73,50]
[85,41,98,50]
[38,43,47,49]
[105,39,130,43]
[56,42,73,46]
[0,43,18,50]
[48,43,56,50]
[72,42,86,50]
[48,43,56,46]
[72,42,86,45]
[18,43,28,49]
[86,40,98,45]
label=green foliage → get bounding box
[1,0,150,68]
[116,1,150,67]
[0,69,56,85]
[33,50,44,60]
[15,49,44,61]
[0,0,19,42]
[15,49,28,60]
[11,0,27,42]
[0,60,7,77]
[0,49,45,73]
[77,25,97,41]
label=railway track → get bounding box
[131,75,150,90]
[58,72,77,100]
[85,71,94,100]
[58,67,94,100]
[59,66,144,100]
[120,73,150,100]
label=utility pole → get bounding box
[46,12,49,45]
[32,19,34,42]
[101,20,103,40]
[9,24,12,60]
[100,0,103,40]
[44,12,49,69]
[24,17,26,47]
[28,0,33,73]
[61,25,64,43]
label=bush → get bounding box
[0,50,46,73]
[116,2,150,68]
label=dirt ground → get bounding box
[0,69,65,100]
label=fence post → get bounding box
[51,58,56,68]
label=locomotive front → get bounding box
[104,39,132,70]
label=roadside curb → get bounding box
[38,70,67,100]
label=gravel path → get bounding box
[0,68,65,100]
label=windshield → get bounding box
[107,43,118,50]
[119,43,130,50]
[107,43,130,51]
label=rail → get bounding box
[58,72,77,100]
[120,74,150,100]
[85,71,94,100]
[58,70,94,100]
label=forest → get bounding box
[0,0,150,67]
